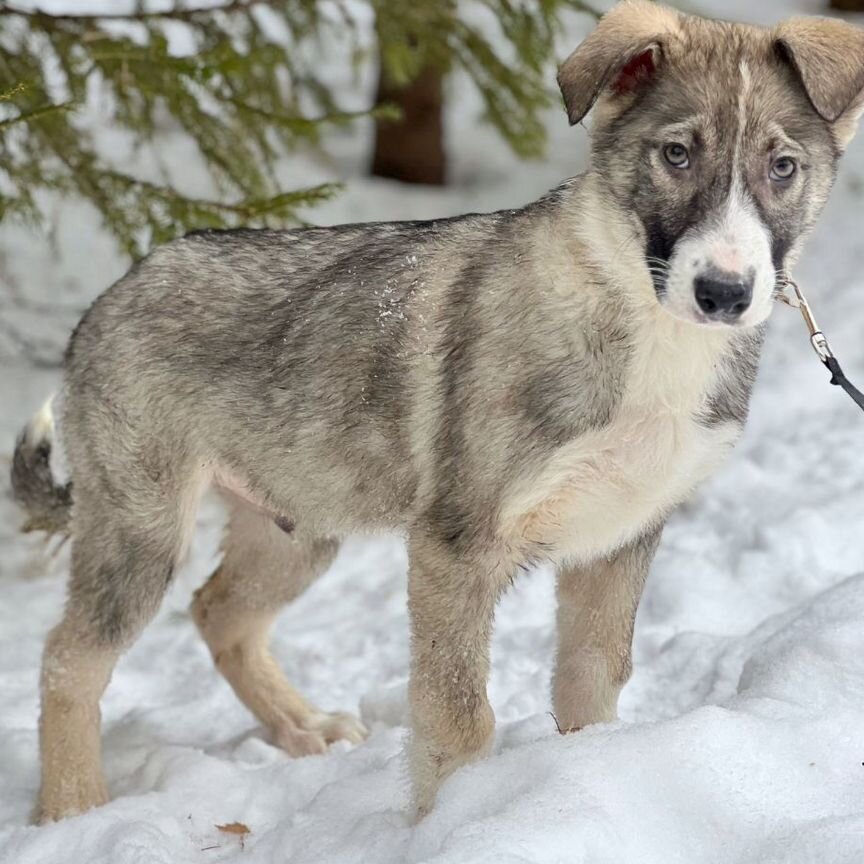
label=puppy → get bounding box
[12,0,864,822]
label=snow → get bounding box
[3,1,864,861]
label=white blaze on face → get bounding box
[661,184,775,328]
[658,60,776,329]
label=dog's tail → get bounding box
[10,396,72,536]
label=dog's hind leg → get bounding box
[37,469,203,823]
[191,501,367,756]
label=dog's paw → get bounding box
[409,797,434,825]
[35,777,109,824]
[273,711,368,756]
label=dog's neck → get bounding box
[542,171,760,414]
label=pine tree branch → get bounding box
[223,97,399,137]
[0,81,28,101]
[1,0,588,265]
[93,167,341,220]
[0,1,280,22]
[0,100,73,130]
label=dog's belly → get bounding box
[500,411,740,562]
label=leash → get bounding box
[778,280,864,413]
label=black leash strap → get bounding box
[780,280,864,414]
[824,356,864,412]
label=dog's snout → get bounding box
[694,269,753,319]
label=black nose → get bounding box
[694,270,753,319]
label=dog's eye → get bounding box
[663,143,690,169]
[770,157,796,181]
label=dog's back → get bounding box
[57,219,479,535]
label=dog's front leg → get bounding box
[552,526,662,732]
[406,530,503,820]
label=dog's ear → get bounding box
[557,0,681,126]
[775,17,864,149]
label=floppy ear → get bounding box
[774,17,864,148]
[557,0,681,126]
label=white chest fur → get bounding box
[500,312,741,563]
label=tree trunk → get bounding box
[371,63,446,185]
[830,0,864,10]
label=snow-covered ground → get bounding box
[4,1,864,862]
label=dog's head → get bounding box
[559,1,864,328]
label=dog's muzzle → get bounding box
[693,267,754,321]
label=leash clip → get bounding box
[810,331,834,364]
[779,279,834,363]
[778,276,864,413]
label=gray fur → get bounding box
[700,326,766,428]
